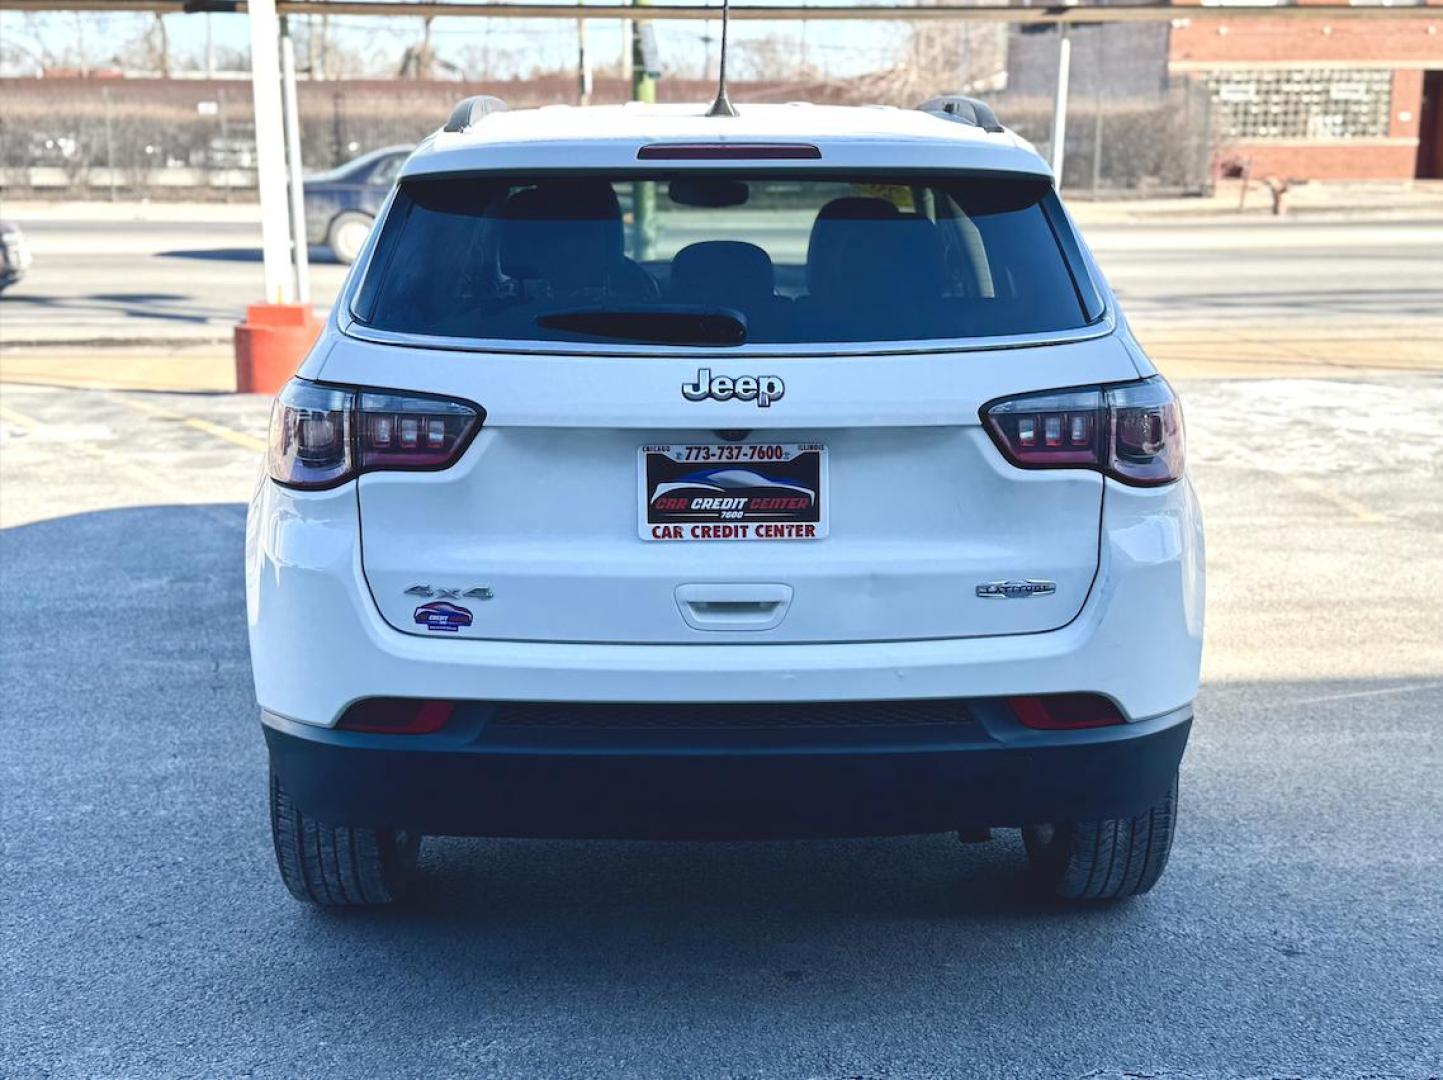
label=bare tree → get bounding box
[15,12,107,72]
[112,14,173,75]
[853,21,1008,107]
[731,32,828,84]
[398,14,436,79]
[303,14,326,79]
[151,13,170,77]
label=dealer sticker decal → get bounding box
[639,443,827,541]
[413,601,474,632]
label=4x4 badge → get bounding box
[405,585,493,600]
[682,368,785,408]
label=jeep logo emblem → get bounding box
[682,368,785,408]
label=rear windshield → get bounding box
[353,173,1102,347]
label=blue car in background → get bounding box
[303,145,412,264]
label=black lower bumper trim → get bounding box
[263,705,1192,840]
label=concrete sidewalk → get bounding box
[0,344,238,392]
[1070,180,1443,225]
[2,200,263,225]
[1138,324,1443,380]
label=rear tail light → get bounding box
[337,698,455,734]
[1008,694,1124,730]
[267,379,483,490]
[982,376,1184,487]
[267,382,353,489]
[358,391,478,470]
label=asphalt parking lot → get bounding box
[2,368,1440,1076]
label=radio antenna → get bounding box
[705,0,739,117]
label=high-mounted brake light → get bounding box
[981,376,1184,487]
[267,379,483,490]
[636,143,822,160]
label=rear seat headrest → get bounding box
[669,241,776,305]
[806,196,903,297]
[498,180,625,288]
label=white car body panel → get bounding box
[326,332,1143,644]
[407,103,1051,181]
[249,101,1202,738]
[246,475,1203,724]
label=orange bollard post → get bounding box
[234,303,322,394]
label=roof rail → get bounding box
[443,95,508,134]
[917,95,1005,134]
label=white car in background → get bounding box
[249,95,1203,907]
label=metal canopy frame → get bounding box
[4,0,1439,22]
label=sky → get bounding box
[0,5,915,82]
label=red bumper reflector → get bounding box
[1008,694,1124,730]
[337,699,454,735]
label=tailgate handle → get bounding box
[675,584,793,631]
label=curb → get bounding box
[1,337,233,350]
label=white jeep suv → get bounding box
[248,96,1203,907]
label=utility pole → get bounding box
[73,12,88,77]
[1049,24,1071,183]
[1090,26,1105,195]
[621,11,632,84]
[280,18,311,306]
[102,85,116,203]
[576,2,591,105]
[218,88,231,204]
[631,0,654,106]
[205,12,215,78]
[631,0,656,259]
[248,0,294,304]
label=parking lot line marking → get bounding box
[0,402,41,431]
[1279,473,1384,525]
[108,394,181,420]
[183,416,266,453]
[109,393,266,453]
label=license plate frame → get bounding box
[638,442,828,541]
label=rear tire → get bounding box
[326,211,373,265]
[269,771,421,906]
[1022,772,1178,901]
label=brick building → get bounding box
[1169,0,1443,181]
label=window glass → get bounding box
[1206,69,1393,139]
[368,154,404,187]
[356,174,1096,345]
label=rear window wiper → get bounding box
[535,305,747,346]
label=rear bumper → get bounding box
[245,476,1205,726]
[263,703,1191,839]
